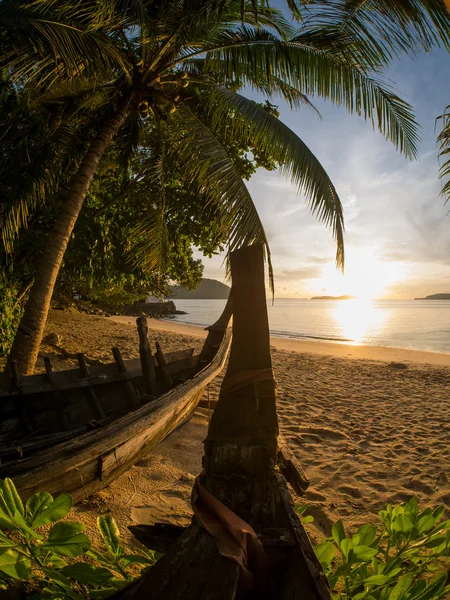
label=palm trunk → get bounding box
[7,100,130,375]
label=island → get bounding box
[310,295,357,300]
[414,293,450,300]
[170,278,230,299]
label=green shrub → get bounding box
[0,278,24,356]
[312,497,450,600]
[0,478,157,598]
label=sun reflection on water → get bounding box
[332,299,387,344]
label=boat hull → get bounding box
[0,328,231,503]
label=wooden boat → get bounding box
[114,243,331,600]
[0,309,232,503]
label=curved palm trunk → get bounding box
[7,100,130,375]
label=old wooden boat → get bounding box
[114,243,331,600]
[0,308,232,503]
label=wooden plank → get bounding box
[137,317,157,397]
[155,341,173,388]
[1,328,231,503]
[44,358,73,431]
[112,347,140,409]
[10,361,33,434]
[276,474,331,600]
[0,349,197,397]
[77,353,106,419]
[200,553,240,600]
[277,434,309,495]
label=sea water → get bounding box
[166,299,450,354]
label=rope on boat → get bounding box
[220,368,278,398]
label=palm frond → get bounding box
[198,86,345,268]
[296,0,450,69]
[0,2,131,85]
[437,106,450,203]
[128,151,170,275]
[166,105,275,290]
[174,27,420,158]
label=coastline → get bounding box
[112,315,450,367]
[12,309,448,550]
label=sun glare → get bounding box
[332,299,388,344]
[317,248,404,300]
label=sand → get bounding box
[9,309,450,549]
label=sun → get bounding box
[316,248,404,299]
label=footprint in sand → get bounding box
[337,485,363,499]
[297,427,349,441]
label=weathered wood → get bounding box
[196,293,232,372]
[44,357,73,431]
[0,348,196,397]
[155,341,173,388]
[137,317,157,396]
[77,353,106,419]
[112,347,140,409]
[0,327,232,503]
[129,522,296,553]
[113,244,330,600]
[10,361,33,434]
[277,434,309,495]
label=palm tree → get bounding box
[437,107,450,201]
[2,0,422,374]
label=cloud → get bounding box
[198,49,450,298]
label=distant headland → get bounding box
[414,293,450,300]
[169,278,230,299]
[311,295,357,300]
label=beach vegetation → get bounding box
[0,478,156,598]
[312,496,450,600]
[1,0,429,375]
[0,478,448,598]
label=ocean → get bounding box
[166,298,450,354]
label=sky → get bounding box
[196,30,450,300]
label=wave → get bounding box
[269,329,354,343]
[165,317,353,344]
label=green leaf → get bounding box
[121,553,155,567]
[390,573,414,600]
[339,538,353,560]
[26,492,53,525]
[416,515,436,535]
[0,548,31,579]
[60,563,115,586]
[404,497,419,520]
[423,535,447,549]
[314,541,335,569]
[13,509,43,540]
[332,520,346,546]
[302,515,314,524]
[40,522,91,557]
[356,524,377,547]
[97,514,121,557]
[412,574,448,600]
[361,574,390,586]
[88,580,130,599]
[392,515,413,533]
[352,545,378,561]
[294,504,310,516]
[2,479,24,518]
[32,493,72,528]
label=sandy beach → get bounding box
[9,309,450,550]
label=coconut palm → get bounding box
[437,107,450,201]
[2,0,422,374]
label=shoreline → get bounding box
[32,310,449,543]
[112,315,450,367]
